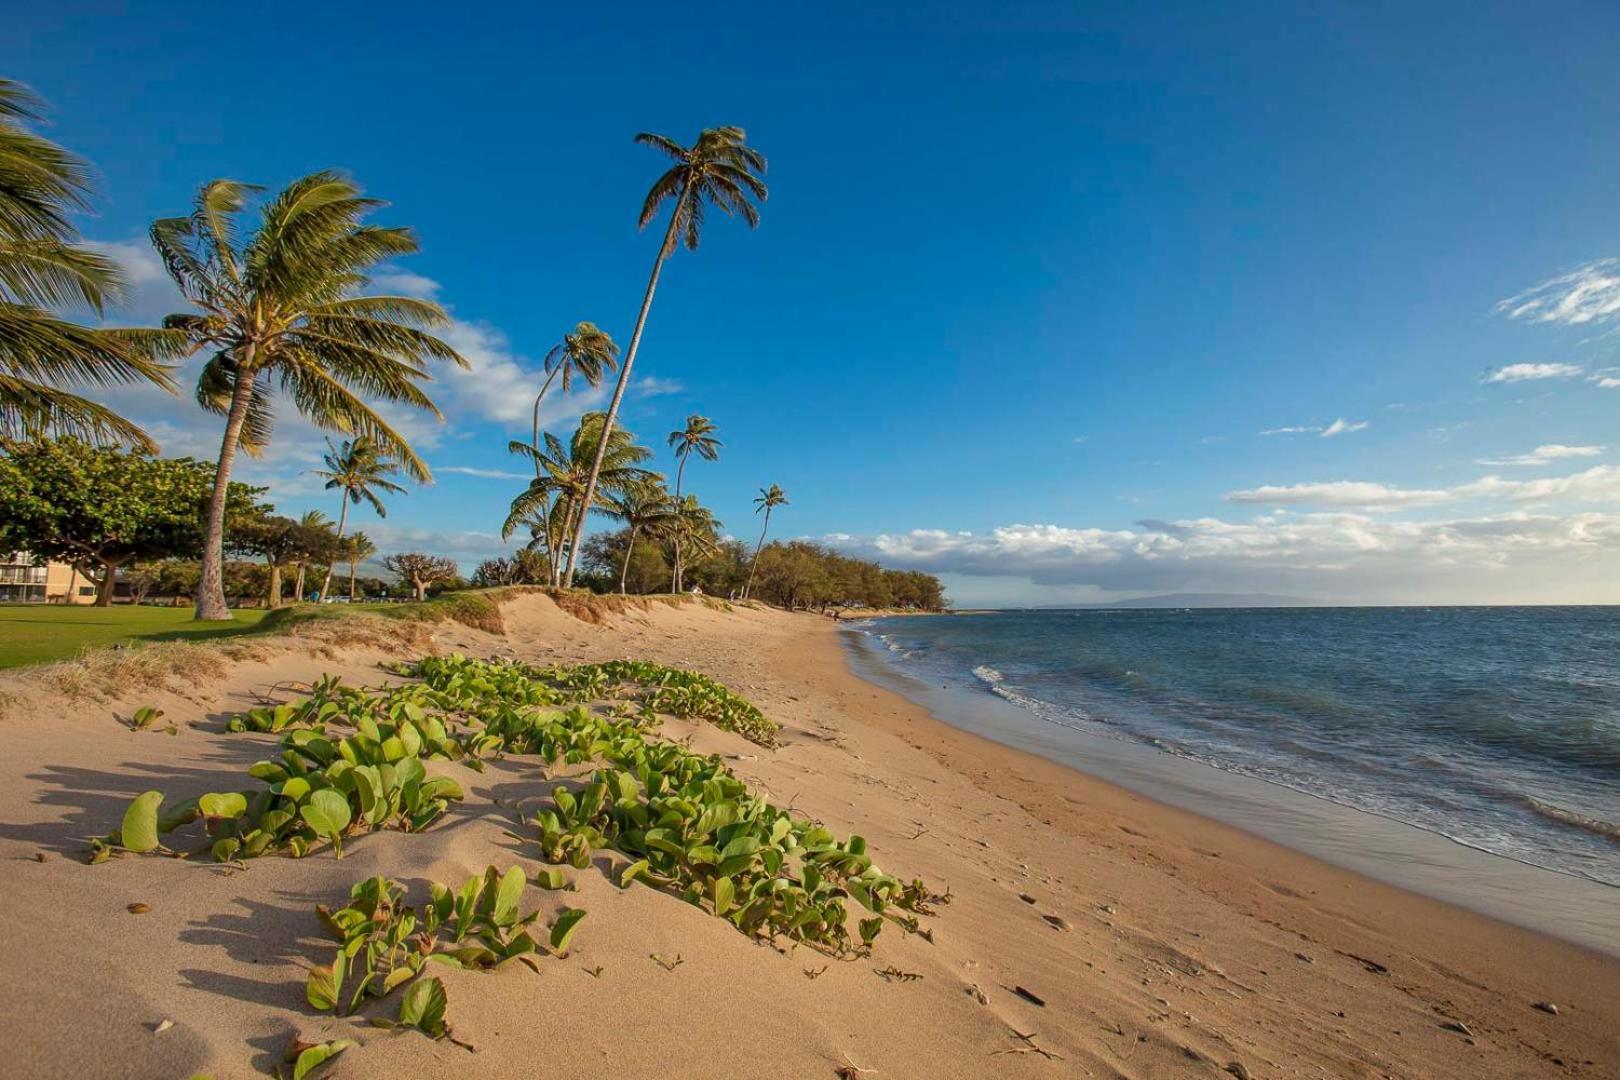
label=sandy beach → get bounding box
[2,594,1616,1079]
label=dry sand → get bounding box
[0,594,1615,1078]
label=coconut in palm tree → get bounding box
[151,173,466,619]
[667,413,721,591]
[313,435,405,600]
[562,127,766,586]
[744,483,788,599]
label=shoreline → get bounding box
[838,619,1620,955]
[2,596,1616,1077]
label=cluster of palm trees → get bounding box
[1,71,785,618]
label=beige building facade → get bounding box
[0,554,100,604]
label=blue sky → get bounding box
[10,1,1620,604]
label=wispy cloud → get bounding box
[1476,444,1604,467]
[437,465,531,480]
[1321,418,1368,438]
[1590,368,1620,389]
[1225,480,1449,509]
[634,376,684,397]
[1497,259,1620,327]
[1259,418,1368,438]
[1484,362,1583,383]
[370,267,442,299]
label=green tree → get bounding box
[0,438,259,605]
[562,127,766,586]
[505,412,653,582]
[743,483,788,599]
[600,477,678,594]
[382,551,457,601]
[313,435,405,600]
[228,512,302,609]
[0,79,178,448]
[289,509,337,601]
[666,413,721,591]
[150,172,466,620]
[665,494,722,593]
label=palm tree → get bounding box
[344,531,376,601]
[504,412,653,581]
[743,483,788,599]
[0,79,178,448]
[667,413,721,590]
[314,435,405,600]
[529,322,618,467]
[561,127,766,586]
[601,478,677,594]
[291,509,334,601]
[666,494,722,590]
[152,173,466,620]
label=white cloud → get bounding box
[1476,444,1604,467]
[1497,260,1620,327]
[1225,480,1450,509]
[370,267,442,299]
[1260,425,1317,436]
[1590,368,1620,389]
[1320,418,1369,438]
[1456,465,1620,504]
[825,511,1620,602]
[1484,362,1583,383]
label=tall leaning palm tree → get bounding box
[561,126,766,586]
[314,435,405,600]
[529,322,618,467]
[0,79,178,447]
[743,483,788,599]
[344,531,376,601]
[152,173,466,620]
[667,413,721,591]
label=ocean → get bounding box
[845,607,1620,936]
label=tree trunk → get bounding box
[530,366,561,473]
[266,562,283,610]
[93,560,119,607]
[670,454,688,593]
[413,578,427,602]
[317,497,350,602]
[563,175,692,587]
[744,508,772,599]
[294,563,306,601]
[618,523,639,594]
[196,349,257,620]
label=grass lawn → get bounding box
[0,605,273,669]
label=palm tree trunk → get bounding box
[670,454,688,593]
[744,507,772,599]
[530,367,561,473]
[348,558,358,601]
[619,523,640,594]
[196,349,257,621]
[294,562,306,601]
[317,498,350,602]
[563,176,693,588]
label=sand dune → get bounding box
[1,594,1614,1078]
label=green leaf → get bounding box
[534,867,571,890]
[712,875,735,915]
[292,1038,355,1080]
[306,951,346,1012]
[491,865,525,927]
[398,976,447,1036]
[210,838,240,862]
[300,790,352,855]
[617,859,649,889]
[120,791,163,853]
[549,908,587,955]
[198,792,247,819]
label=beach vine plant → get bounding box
[305,867,583,1049]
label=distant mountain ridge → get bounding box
[1063,592,1321,609]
